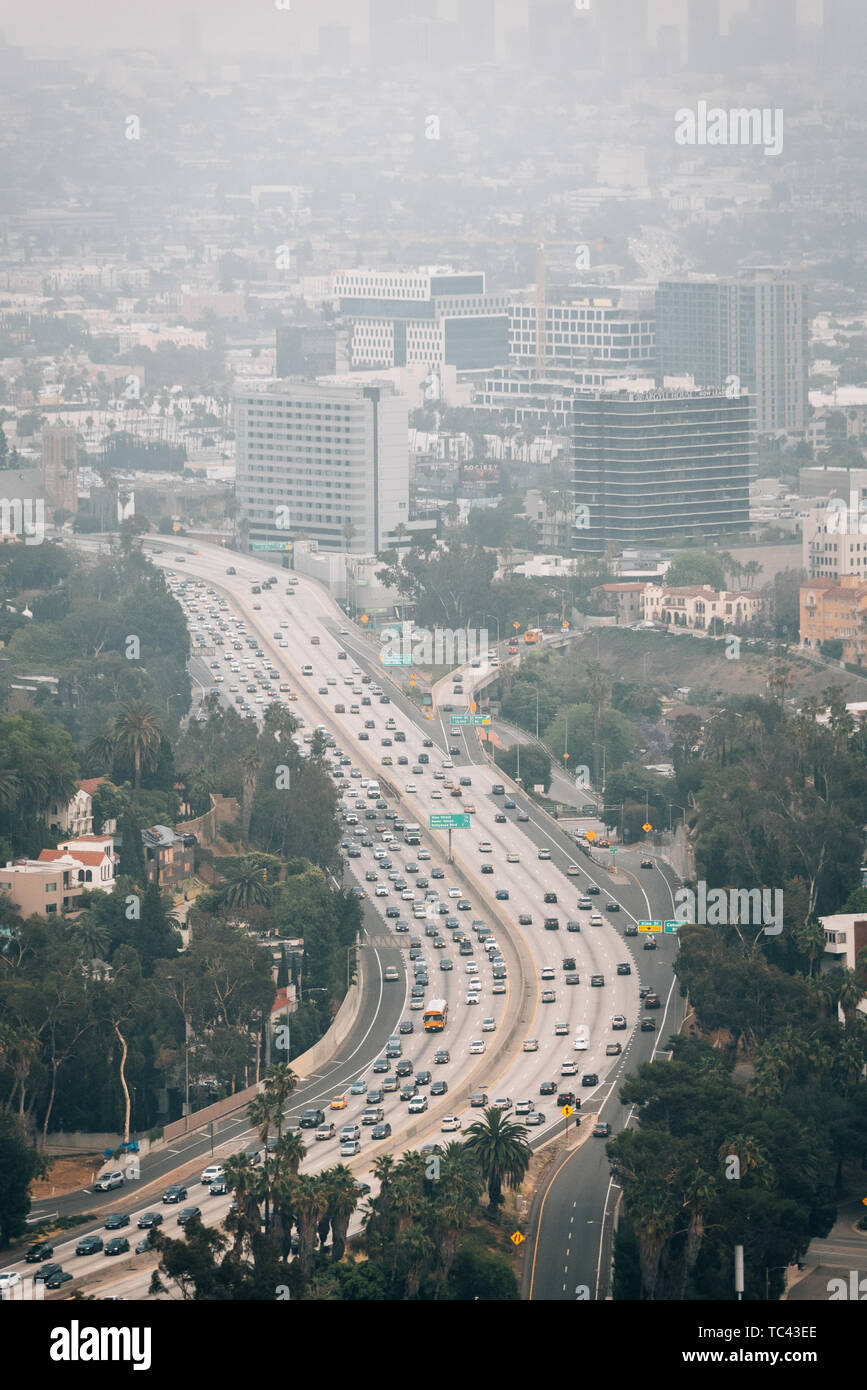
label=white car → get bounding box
[441,1116,461,1132]
[537,848,551,860]
[406,783,417,793]
[465,962,479,973]
[431,789,442,799]
[0,1272,22,1293]
[375,885,389,897]
[417,850,431,860]
[442,760,453,769]
[478,842,493,853]
[506,852,520,863]
[481,1017,496,1032]
[469,1040,486,1054]
[201,1164,225,1184]
[448,888,462,898]
[465,993,480,1005]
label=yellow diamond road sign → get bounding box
[360,614,369,624]
[585,830,596,842]
[469,701,476,712]
[643,822,652,833]
[510,1231,525,1246]
[560,1105,574,1117]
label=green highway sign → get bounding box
[473,715,491,726]
[581,803,597,815]
[638,920,664,932]
[382,654,413,666]
[429,813,471,830]
[663,920,680,933]
[251,542,292,550]
[450,714,471,725]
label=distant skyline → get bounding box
[0,0,825,53]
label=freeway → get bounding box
[26,534,683,1299]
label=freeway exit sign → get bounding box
[450,714,471,725]
[251,542,292,550]
[663,920,680,933]
[429,813,470,830]
[473,715,491,725]
[382,654,413,666]
[638,920,664,932]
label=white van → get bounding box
[301,664,314,676]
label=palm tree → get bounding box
[323,1164,358,1262]
[110,701,163,790]
[292,1172,328,1284]
[247,1092,279,1233]
[429,1145,481,1287]
[240,748,263,837]
[214,861,272,911]
[463,1108,532,1217]
[68,914,110,961]
[342,521,357,553]
[261,1062,298,1136]
[0,768,20,812]
[223,1152,262,1258]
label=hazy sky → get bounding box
[0,0,824,52]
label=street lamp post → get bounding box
[667,801,688,832]
[167,691,185,715]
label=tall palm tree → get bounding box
[324,1164,359,1262]
[261,1062,298,1136]
[68,914,110,962]
[463,1108,532,1216]
[430,1145,481,1287]
[292,1172,328,1284]
[110,700,163,790]
[240,748,263,837]
[0,768,20,812]
[223,1153,262,1258]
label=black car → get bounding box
[135,1236,156,1254]
[590,974,604,987]
[399,1084,417,1101]
[34,1262,64,1283]
[355,1181,371,1197]
[643,937,657,951]
[581,1073,599,1087]
[539,1080,557,1095]
[624,924,638,937]
[367,1089,384,1105]
[137,1211,163,1229]
[371,1123,392,1140]
[176,1207,201,1226]
[504,799,516,809]
[430,1080,448,1097]
[481,863,494,874]
[543,891,558,903]
[617,962,632,975]
[606,901,619,912]
[644,992,661,1009]
[434,1048,450,1063]
[495,889,510,900]
[105,1237,130,1256]
[75,1234,104,1256]
[562,957,576,971]
[162,1184,188,1204]
[399,1020,414,1034]
[104,1212,130,1230]
[587,885,601,895]
[25,1241,54,1263]
[639,985,652,999]
[494,813,507,824]
[395,1059,413,1077]
[46,1269,73,1290]
[593,1122,612,1138]
[373,1057,390,1073]
[415,1070,432,1086]
[640,1017,656,1031]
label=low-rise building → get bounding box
[0,835,116,916]
[142,825,194,888]
[642,583,761,631]
[800,575,867,664]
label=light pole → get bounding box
[592,741,606,797]
[483,612,501,646]
[667,801,687,832]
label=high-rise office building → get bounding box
[41,425,78,515]
[823,0,867,70]
[510,289,655,372]
[275,324,339,379]
[334,267,508,371]
[656,270,808,436]
[235,379,409,554]
[572,388,755,554]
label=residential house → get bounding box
[142,825,194,888]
